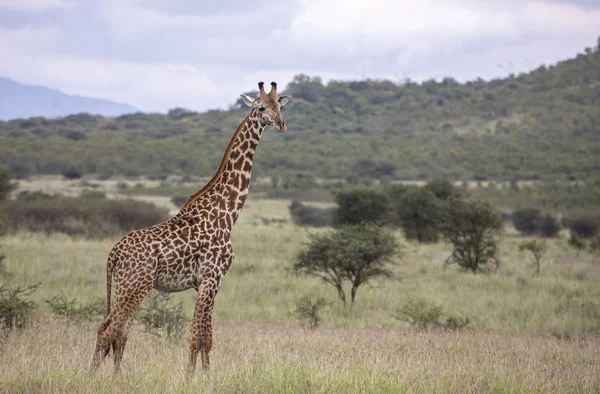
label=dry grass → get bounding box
[2,181,600,392]
[2,202,600,333]
[1,319,598,393]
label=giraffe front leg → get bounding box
[188,277,219,375]
[188,244,233,375]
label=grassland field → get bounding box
[0,177,599,393]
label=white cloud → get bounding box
[100,2,269,39]
[0,27,363,112]
[0,27,61,53]
[0,1,597,113]
[0,0,76,11]
[285,0,600,59]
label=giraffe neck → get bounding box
[180,110,265,226]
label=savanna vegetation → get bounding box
[0,174,599,392]
[1,42,600,392]
[0,43,599,183]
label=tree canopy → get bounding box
[1,44,599,182]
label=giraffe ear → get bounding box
[278,95,290,107]
[239,94,259,108]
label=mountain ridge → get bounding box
[0,77,136,120]
[0,43,598,181]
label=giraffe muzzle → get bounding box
[276,120,287,133]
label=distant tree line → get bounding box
[0,43,598,182]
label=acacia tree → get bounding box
[293,223,400,308]
[395,187,441,243]
[519,240,547,276]
[440,199,502,273]
[333,188,391,226]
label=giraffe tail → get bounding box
[106,258,113,317]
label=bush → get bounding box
[395,188,441,243]
[441,199,502,273]
[333,188,391,226]
[62,167,83,180]
[16,190,54,201]
[289,201,334,227]
[424,179,461,201]
[589,235,600,254]
[539,214,561,237]
[0,284,38,331]
[171,195,188,208]
[383,184,410,205]
[80,190,106,199]
[45,293,105,321]
[519,240,547,276]
[0,166,16,201]
[512,208,542,235]
[64,130,87,141]
[136,292,188,339]
[568,233,586,251]
[564,216,599,239]
[395,298,443,329]
[1,197,169,238]
[395,298,469,330]
[293,223,400,308]
[293,296,326,329]
[0,253,7,278]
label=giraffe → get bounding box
[91,81,290,375]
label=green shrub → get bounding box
[564,216,599,239]
[293,223,400,308]
[519,240,547,276]
[0,254,7,278]
[289,201,334,227]
[0,166,16,201]
[293,296,326,329]
[568,233,586,251]
[394,298,470,330]
[333,188,391,226]
[589,235,600,254]
[136,292,188,339]
[116,181,129,190]
[512,208,542,235]
[62,167,83,180]
[441,199,502,273]
[395,188,441,243]
[80,190,106,199]
[539,214,561,237]
[440,315,471,330]
[171,195,188,208]
[0,284,38,331]
[64,130,87,141]
[45,292,105,321]
[395,299,443,329]
[424,179,461,201]
[16,190,54,201]
[1,197,169,238]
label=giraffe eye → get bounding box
[258,106,266,112]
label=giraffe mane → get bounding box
[180,114,252,211]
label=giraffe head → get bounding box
[239,81,290,132]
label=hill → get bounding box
[0,43,599,181]
[0,77,136,120]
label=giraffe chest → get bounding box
[153,237,204,293]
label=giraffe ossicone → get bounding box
[91,82,291,375]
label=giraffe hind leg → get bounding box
[91,284,152,373]
[91,315,113,371]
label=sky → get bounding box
[0,0,598,112]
